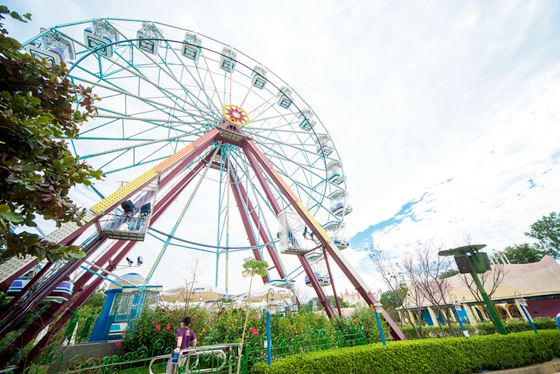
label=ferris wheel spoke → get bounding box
[200,51,224,108]
[109,48,216,123]
[93,106,201,139]
[65,30,217,122]
[249,131,324,161]
[111,29,220,118]
[71,74,209,126]
[77,131,204,160]
[164,42,223,115]
[253,142,325,179]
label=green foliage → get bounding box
[399,317,558,339]
[439,269,459,279]
[380,285,407,309]
[122,308,212,356]
[300,296,350,312]
[0,5,102,260]
[504,243,544,264]
[242,258,268,278]
[251,330,560,374]
[526,212,560,259]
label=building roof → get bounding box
[403,256,560,308]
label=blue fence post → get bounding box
[517,299,537,334]
[266,310,272,366]
[372,304,386,347]
[452,305,469,338]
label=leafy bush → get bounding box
[252,330,560,374]
[400,317,558,339]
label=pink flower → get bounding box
[114,341,122,347]
[250,327,259,336]
[156,325,161,331]
[289,310,294,316]
[253,314,258,321]
[365,327,369,334]
[153,319,158,325]
[166,324,171,331]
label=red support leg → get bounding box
[229,166,285,279]
[228,167,269,284]
[244,140,405,339]
[0,150,217,366]
[242,148,335,318]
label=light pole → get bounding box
[265,289,274,366]
[515,295,537,334]
[373,302,387,346]
[451,297,469,338]
[439,244,507,335]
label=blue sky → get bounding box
[5,0,560,295]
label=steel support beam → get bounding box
[242,146,335,318]
[229,166,285,279]
[244,140,404,339]
[228,169,269,283]
[0,142,218,364]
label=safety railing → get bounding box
[149,344,239,374]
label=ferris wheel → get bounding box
[0,18,404,365]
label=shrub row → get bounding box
[400,317,558,339]
[251,330,560,374]
[122,307,389,356]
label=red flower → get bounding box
[114,341,122,347]
[289,310,294,316]
[365,327,369,334]
[166,324,171,331]
[250,327,259,336]
[156,325,161,331]
[153,319,158,325]
[253,314,258,321]
[353,318,358,324]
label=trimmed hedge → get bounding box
[251,330,560,374]
[400,317,558,339]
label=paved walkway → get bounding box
[486,359,560,374]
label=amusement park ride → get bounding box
[0,19,405,367]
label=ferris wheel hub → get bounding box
[221,104,250,127]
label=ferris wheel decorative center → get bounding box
[221,104,250,126]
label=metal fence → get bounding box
[5,328,373,373]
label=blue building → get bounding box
[89,273,161,341]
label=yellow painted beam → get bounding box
[90,168,158,214]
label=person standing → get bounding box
[166,316,197,374]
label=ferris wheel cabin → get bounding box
[100,182,158,240]
[277,86,293,109]
[327,160,345,185]
[316,134,333,156]
[304,253,331,287]
[251,65,268,89]
[137,22,162,55]
[182,32,202,62]
[7,277,74,304]
[297,108,316,131]
[84,21,119,58]
[220,47,237,73]
[26,29,76,65]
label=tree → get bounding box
[439,269,459,279]
[301,295,349,312]
[0,5,102,260]
[368,246,423,338]
[236,258,268,374]
[526,212,560,260]
[503,243,544,264]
